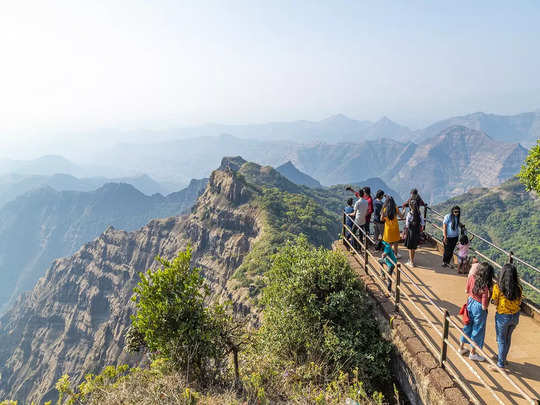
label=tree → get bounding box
[130,247,241,383]
[259,236,391,392]
[519,139,540,194]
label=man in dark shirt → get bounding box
[373,189,385,250]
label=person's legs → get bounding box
[387,264,394,291]
[502,313,520,365]
[410,249,415,265]
[393,242,399,257]
[495,312,509,367]
[469,300,487,353]
[443,237,458,265]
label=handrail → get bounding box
[425,218,540,299]
[341,212,538,404]
[426,206,540,276]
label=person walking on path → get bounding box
[353,189,369,250]
[442,205,462,268]
[404,197,424,267]
[373,190,385,250]
[459,263,494,361]
[381,196,402,259]
[490,263,522,371]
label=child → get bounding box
[456,232,474,274]
[378,241,397,292]
[344,198,354,249]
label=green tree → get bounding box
[130,247,239,383]
[519,139,540,194]
[259,236,391,392]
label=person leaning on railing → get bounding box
[352,188,369,250]
[372,189,385,251]
[490,263,522,372]
[344,198,355,250]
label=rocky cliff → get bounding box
[0,158,338,403]
[0,179,208,313]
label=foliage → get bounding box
[519,139,540,194]
[130,247,237,383]
[233,186,340,298]
[257,236,392,393]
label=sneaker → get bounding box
[441,263,449,268]
[396,253,402,259]
[469,353,485,362]
[405,261,414,267]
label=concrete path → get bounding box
[341,242,540,404]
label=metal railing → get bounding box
[424,206,540,314]
[340,212,538,405]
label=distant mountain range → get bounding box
[0,178,207,313]
[0,173,174,208]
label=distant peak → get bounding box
[277,160,295,169]
[321,114,353,123]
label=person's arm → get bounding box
[491,285,499,306]
[443,221,448,244]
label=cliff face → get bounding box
[0,167,260,404]
[0,179,207,313]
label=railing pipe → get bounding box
[439,309,449,368]
[394,264,401,312]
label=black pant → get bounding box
[352,223,365,251]
[443,236,458,264]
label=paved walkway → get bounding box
[340,242,540,405]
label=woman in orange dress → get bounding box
[381,196,403,258]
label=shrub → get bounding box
[258,236,392,392]
[130,247,237,383]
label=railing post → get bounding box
[424,204,428,222]
[394,264,401,312]
[364,231,369,274]
[509,251,514,264]
[439,309,449,368]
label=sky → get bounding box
[1,0,540,157]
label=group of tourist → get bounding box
[343,187,523,372]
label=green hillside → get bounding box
[432,177,540,303]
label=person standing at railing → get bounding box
[373,190,385,251]
[459,262,494,362]
[404,197,424,267]
[344,198,354,250]
[490,263,522,372]
[442,206,462,268]
[402,188,426,210]
[381,196,403,259]
[353,189,369,250]
[363,187,374,244]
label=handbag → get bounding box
[459,302,470,325]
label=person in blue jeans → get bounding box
[459,263,494,361]
[491,263,522,371]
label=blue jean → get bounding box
[461,297,487,349]
[495,312,520,367]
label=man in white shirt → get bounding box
[353,189,368,250]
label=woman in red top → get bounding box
[458,263,494,361]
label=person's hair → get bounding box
[459,234,469,245]
[498,263,522,301]
[357,189,364,197]
[347,198,353,206]
[363,186,371,196]
[473,263,494,296]
[409,198,420,221]
[375,189,384,199]
[450,205,461,232]
[383,196,397,220]
[410,188,418,197]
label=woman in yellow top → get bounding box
[491,263,522,371]
[380,196,403,258]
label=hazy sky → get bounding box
[1,1,540,156]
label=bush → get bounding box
[130,247,237,383]
[258,236,392,392]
